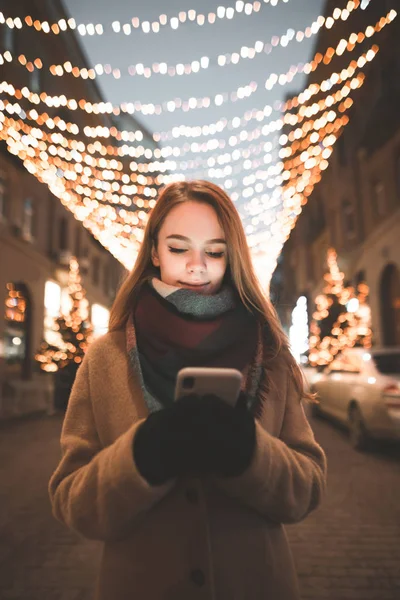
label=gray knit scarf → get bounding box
[126,278,266,416]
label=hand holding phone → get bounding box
[174,367,256,477]
[135,366,254,483]
[175,367,243,407]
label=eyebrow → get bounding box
[166,234,226,244]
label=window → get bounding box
[354,270,366,287]
[92,257,100,286]
[373,352,400,375]
[81,247,89,274]
[46,192,55,256]
[342,200,356,240]
[0,169,7,219]
[2,26,15,53]
[43,281,65,347]
[22,198,36,240]
[329,210,337,247]
[30,68,41,94]
[371,180,386,217]
[381,57,398,96]
[337,132,347,167]
[59,217,69,251]
[92,304,110,338]
[4,283,28,367]
[74,227,81,258]
[103,264,109,295]
[315,198,326,232]
[396,153,400,203]
[306,246,315,281]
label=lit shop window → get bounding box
[91,304,109,338]
[4,283,28,363]
[21,198,36,241]
[44,281,64,347]
[44,281,90,345]
[289,296,309,364]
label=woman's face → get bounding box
[151,201,228,295]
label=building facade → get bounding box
[0,0,158,418]
[271,0,400,350]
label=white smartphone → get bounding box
[175,367,243,408]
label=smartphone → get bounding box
[175,367,243,408]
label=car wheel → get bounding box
[348,404,369,451]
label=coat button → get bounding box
[185,487,199,504]
[190,569,205,587]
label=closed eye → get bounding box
[168,247,224,258]
[206,252,224,258]
[168,247,186,254]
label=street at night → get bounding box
[1,411,400,600]
[1,0,400,598]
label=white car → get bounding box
[310,347,400,450]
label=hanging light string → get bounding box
[0,104,328,217]
[217,32,383,252]
[0,7,391,130]
[0,63,366,225]
[0,53,374,179]
[0,45,374,223]
[245,101,353,257]
[1,106,346,227]
[0,119,152,212]
[0,110,277,204]
[0,1,289,37]
[9,1,361,81]
[0,12,396,272]
[0,70,367,272]
[1,44,373,154]
[0,46,378,203]
[153,45,381,139]
[0,57,372,208]
[0,11,390,158]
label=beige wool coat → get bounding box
[49,330,327,600]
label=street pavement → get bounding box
[0,409,400,600]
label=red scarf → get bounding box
[130,279,261,410]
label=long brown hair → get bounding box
[109,180,309,401]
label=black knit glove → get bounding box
[198,392,256,478]
[133,393,256,485]
[133,395,210,485]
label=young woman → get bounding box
[49,180,327,600]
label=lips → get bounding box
[179,281,210,288]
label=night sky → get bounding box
[62,0,326,272]
[63,0,326,135]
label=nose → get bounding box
[187,250,206,274]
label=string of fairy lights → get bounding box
[0,32,383,156]
[0,55,366,153]
[0,4,381,118]
[0,2,397,277]
[2,1,361,81]
[0,1,290,37]
[0,66,367,220]
[0,39,377,193]
[0,65,369,207]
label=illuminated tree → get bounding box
[308,248,372,367]
[35,257,92,408]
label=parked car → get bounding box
[301,365,320,394]
[310,347,400,450]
